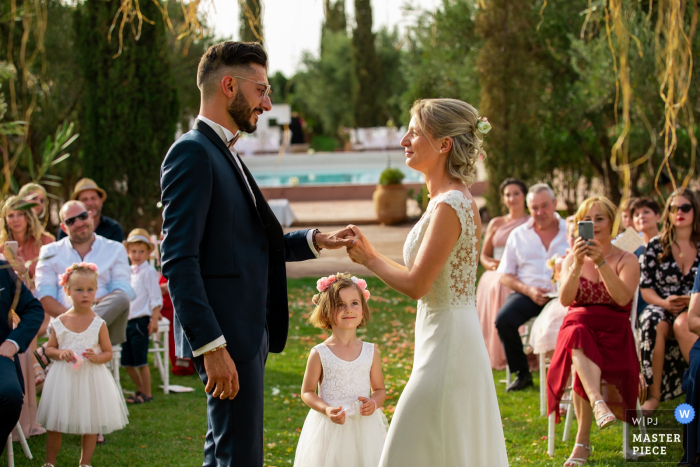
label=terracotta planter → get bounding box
[373,184,407,225]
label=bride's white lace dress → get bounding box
[379,190,509,466]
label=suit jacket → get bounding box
[0,262,45,393]
[160,120,316,362]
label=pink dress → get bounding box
[476,216,528,370]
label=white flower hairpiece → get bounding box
[477,117,492,135]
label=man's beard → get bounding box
[228,89,261,134]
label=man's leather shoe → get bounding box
[506,371,533,392]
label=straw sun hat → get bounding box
[124,228,155,253]
[70,178,107,201]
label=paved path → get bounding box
[284,223,416,278]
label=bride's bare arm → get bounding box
[349,201,477,300]
[377,253,408,271]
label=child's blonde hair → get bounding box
[60,262,99,289]
[309,272,371,330]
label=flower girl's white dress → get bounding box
[294,341,388,467]
[37,316,128,434]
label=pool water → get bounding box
[252,168,424,187]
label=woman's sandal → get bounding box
[564,443,591,466]
[136,391,153,403]
[641,395,660,417]
[126,393,144,404]
[593,399,616,429]
[42,464,55,467]
[34,345,50,371]
[34,363,46,389]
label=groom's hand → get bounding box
[203,348,239,400]
[315,228,358,250]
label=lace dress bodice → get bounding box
[403,190,479,309]
[316,342,375,413]
[53,316,103,354]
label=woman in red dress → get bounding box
[547,196,640,466]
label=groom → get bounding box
[160,41,356,467]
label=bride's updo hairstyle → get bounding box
[310,273,371,330]
[410,98,484,187]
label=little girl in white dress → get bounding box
[294,273,388,467]
[37,263,128,467]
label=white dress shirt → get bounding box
[35,234,136,307]
[193,116,319,356]
[129,262,163,320]
[497,213,569,290]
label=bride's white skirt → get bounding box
[379,303,509,466]
[294,408,388,467]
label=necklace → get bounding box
[427,178,456,198]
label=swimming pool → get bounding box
[245,151,425,188]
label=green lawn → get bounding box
[7,277,681,466]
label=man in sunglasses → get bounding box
[56,178,124,243]
[34,201,135,345]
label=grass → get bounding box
[7,277,682,466]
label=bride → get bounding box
[346,98,509,466]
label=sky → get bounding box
[206,0,442,77]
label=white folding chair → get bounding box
[6,422,32,467]
[110,344,122,393]
[546,286,646,458]
[149,317,171,394]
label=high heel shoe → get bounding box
[593,399,616,429]
[563,443,591,466]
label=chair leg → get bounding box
[6,434,14,467]
[636,400,647,435]
[563,402,573,441]
[623,421,630,459]
[506,366,511,386]
[539,353,546,417]
[163,328,170,395]
[14,423,32,459]
[548,412,555,457]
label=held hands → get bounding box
[358,396,376,416]
[326,406,346,425]
[203,347,239,400]
[663,295,690,314]
[345,225,378,266]
[315,228,358,250]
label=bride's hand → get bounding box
[345,225,378,266]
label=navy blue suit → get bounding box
[0,262,44,454]
[160,119,316,466]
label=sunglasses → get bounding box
[64,211,89,227]
[669,204,694,214]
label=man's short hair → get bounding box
[526,183,555,203]
[197,41,268,99]
[59,200,87,223]
[630,197,661,217]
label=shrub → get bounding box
[379,167,405,185]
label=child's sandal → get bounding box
[137,391,153,402]
[126,393,144,404]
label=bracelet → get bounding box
[568,264,582,277]
[312,229,323,251]
[371,399,377,410]
[595,260,607,269]
[202,343,227,356]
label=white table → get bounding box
[268,199,297,228]
[111,317,170,395]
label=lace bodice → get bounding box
[53,316,104,354]
[316,342,375,413]
[403,190,479,309]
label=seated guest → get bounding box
[35,200,134,345]
[547,196,640,466]
[0,196,54,438]
[681,271,700,466]
[631,197,661,246]
[619,197,637,232]
[0,261,44,455]
[496,183,569,391]
[18,183,53,236]
[477,178,529,370]
[57,178,124,242]
[639,189,700,415]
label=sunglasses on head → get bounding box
[64,211,89,227]
[669,204,693,214]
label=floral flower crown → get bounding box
[59,262,99,287]
[477,117,492,135]
[315,273,371,301]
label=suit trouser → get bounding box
[495,292,547,375]
[93,289,130,345]
[0,356,23,455]
[193,329,268,467]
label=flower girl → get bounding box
[37,263,128,467]
[294,273,388,467]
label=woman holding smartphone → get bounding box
[638,188,700,415]
[546,196,640,466]
[0,195,54,439]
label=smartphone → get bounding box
[4,241,18,259]
[578,221,594,242]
